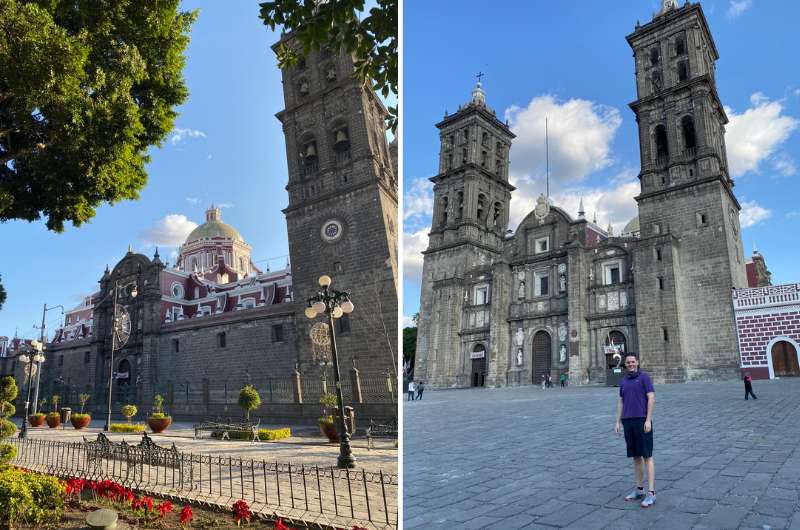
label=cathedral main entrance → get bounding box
[771,341,800,377]
[532,331,551,385]
[471,344,486,387]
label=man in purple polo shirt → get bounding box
[614,352,656,508]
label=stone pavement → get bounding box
[404,378,800,529]
[15,419,397,474]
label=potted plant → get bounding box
[71,393,92,429]
[147,394,172,433]
[29,398,47,426]
[46,394,61,428]
[318,392,339,443]
[238,385,261,421]
[121,404,138,424]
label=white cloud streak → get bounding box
[404,178,434,223]
[403,229,429,286]
[739,200,771,228]
[169,127,207,145]
[727,0,752,18]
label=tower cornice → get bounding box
[626,3,719,61]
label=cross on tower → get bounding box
[476,71,484,83]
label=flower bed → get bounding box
[109,423,146,433]
[210,427,292,442]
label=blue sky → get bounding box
[403,0,800,326]
[1,2,296,339]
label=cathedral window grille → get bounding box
[217,332,226,348]
[677,61,689,82]
[681,116,696,150]
[675,36,686,56]
[654,125,669,162]
[535,236,549,254]
[272,324,284,343]
[477,194,486,222]
[172,339,179,353]
[534,271,549,297]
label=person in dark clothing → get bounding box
[744,372,757,400]
[416,381,425,400]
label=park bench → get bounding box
[193,418,261,443]
[83,432,193,488]
[365,418,397,450]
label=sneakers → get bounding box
[624,487,644,501]
[640,492,656,508]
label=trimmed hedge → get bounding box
[210,427,291,441]
[0,467,64,528]
[110,423,146,433]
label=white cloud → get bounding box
[727,0,752,18]
[217,203,234,209]
[794,88,800,97]
[739,200,771,228]
[725,93,799,177]
[403,229,429,285]
[404,178,433,223]
[402,315,416,328]
[139,214,198,247]
[185,197,201,206]
[504,95,622,183]
[772,153,797,177]
[169,127,207,145]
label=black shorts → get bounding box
[622,418,653,458]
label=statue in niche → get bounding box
[559,344,567,363]
[518,279,525,299]
[559,273,566,293]
[516,348,523,366]
[515,327,524,348]
[558,322,567,342]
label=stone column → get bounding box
[292,369,303,404]
[350,366,363,404]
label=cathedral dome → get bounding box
[622,215,640,236]
[185,206,244,244]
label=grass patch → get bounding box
[210,427,291,441]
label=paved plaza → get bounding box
[14,420,397,474]
[404,378,800,529]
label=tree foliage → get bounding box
[0,275,5,312]
[238,385,261,420]
[0,0,196,231]
[0,376,18,464]
[259,0,397,130]
[402,317,417,379]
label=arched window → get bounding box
[677,61,688,82]
[190,257,198,272]
[332,125,350,164]
[654,125,669,160]
[463,128,469,142]
[675,36,686,56]
[681,116,696,150]
[441,196,449,226]
[300,135,318,176]
[481,150,487,167]
[492,202,502,228]
[649,47,660,66]
[477,194,486,222]
[462,148,468,164]
[457,191,464,219]
[481,131,489,146]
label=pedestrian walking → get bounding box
[546,373,553,388]
[560,373,566,388]
[541,374,546,390]
[407,380,415,401]
[614,352,656,508]
[743,372,757,400]
[416,380,425,400]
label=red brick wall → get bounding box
[736,309,800,379]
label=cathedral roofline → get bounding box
[626,2,719,61]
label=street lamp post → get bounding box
[103,280,137,431]
[305,275,356,469]
[31,304,63,414]
[18,340,44,438]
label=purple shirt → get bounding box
[619,370,654,419]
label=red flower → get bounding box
[233,499,252,525]
[179,505,193,524]
[158,500,174,517]
[274,519,291,530]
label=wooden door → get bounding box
[532,331,552,384]
[772,341,800,376]
[471,355,486,387]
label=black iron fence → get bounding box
[10,437,397,529]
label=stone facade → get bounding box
[734,284,800,380]
[5,40,397,424]
[415,1,748,388]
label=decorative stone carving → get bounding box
[558,322,567,342]
[608,291,620,311]
[515,327,524,347]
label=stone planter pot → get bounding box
[71,415,91,429]
[319,420,340,443]
[46,414,61,428]
[28,415,45,427]
[147,416,172,433]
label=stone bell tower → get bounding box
[627,1,747,380]
[415,80,516,388]
[273,38,398,376]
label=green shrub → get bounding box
[0,467,64,528]
[71,413,90,420]
[29,413,45,419]
[46,412,60,419]
[320,392,338,415]
[238,385,261,420]
[0,444,16,464]
[0,376,18,464]
[121,404,138,423]
[78,393,91,413]
[152,394,165,415]
[148,412,167,419]
[210,427,291,441]
[110,423,146,433]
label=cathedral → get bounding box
[3,33,398,422]
[414,0,748,388]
